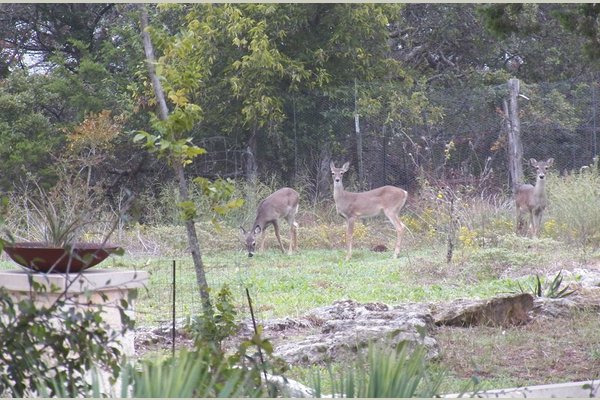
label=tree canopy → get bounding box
[0,3,597,204]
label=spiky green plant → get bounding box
[311,342,444,398]
[516,270,576,299]
[36,349,267,398]
[124,349,265,397]
[20,174,104,246]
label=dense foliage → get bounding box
[0,3,598,212]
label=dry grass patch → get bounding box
[435,307,600,389]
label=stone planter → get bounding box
[3,242,121,273]
[0,269,148,356]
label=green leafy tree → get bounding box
[0,4,118,72]
[131,4,408,182]
[135,5,211,307]
[0,72,59,189]
[553,4,600,64]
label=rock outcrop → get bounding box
[264,299,438,365]
[432,293,534,327]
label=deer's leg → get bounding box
[345,217,355,261]
[527,211,535,237]
[516,210,523,235]
[272,220,285,253]
[258,224,268,252]
[287,219,299,254]
[385,210,405,258]
[532,209,543,238]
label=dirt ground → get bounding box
[135,285,600,390]
[435,303,600,386]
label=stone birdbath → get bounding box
[1,241,148,358]
[3,241,121,273]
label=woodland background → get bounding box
[1,3,600,214]
[3,5,600,397]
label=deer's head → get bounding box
[240,225,261,257]
[330,161,350,185]
[530,158,554,180]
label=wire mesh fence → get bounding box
[3,77,597,328]
[134,259,272,328]
[134,77,600,327]
[186,77,600,206]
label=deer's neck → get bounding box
[333,181,346,201]
[252,216,265,231]
[533,177,547,200]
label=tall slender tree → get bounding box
[137,5,210,308]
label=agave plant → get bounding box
[35,348,269,397]
[24,178,100,247]
[122,349,266,397]
[311,342,445,398]
[517,270,576,299]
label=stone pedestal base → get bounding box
[0,269,148,356]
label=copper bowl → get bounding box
[3,242,121,273]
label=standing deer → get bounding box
[515,158,554,237]
[330,161,408,260]
[240,187,299,257]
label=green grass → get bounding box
[0,231,581,327]
[2,171,600,396]
[113,247,527,326]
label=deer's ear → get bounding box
[238,227,247,243]
[546,158,554,166]
[529,158,538,166]
[253,225,262,235]
[342,162,350,172]
[330,161,336,171]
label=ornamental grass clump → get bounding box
[6,159,122,248]
[25,175,104,247]
[311,342,445,398]
[547,158,600,249]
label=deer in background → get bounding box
[240,187,299,257]
[330,161,408,260]
[515,158,554,237]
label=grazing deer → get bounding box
[330,161,408,260]
[240,187,299,257]
[515,158,554,237]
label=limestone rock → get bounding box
[432,293,534,327]
[265,299,438,365]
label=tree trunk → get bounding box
[246,127,258,185]
[244,126,258,210]
[505,78,524,192]
[316,145,331,204]
[139,5,211,309]
[354,79,364,188]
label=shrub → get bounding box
[34,284,282,397]
[0,280,133,397]
[547,160,600,248]
[411,175,515,252]
[186,285,287,395]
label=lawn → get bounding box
[1,218,599,394]
[115,246,529,327]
